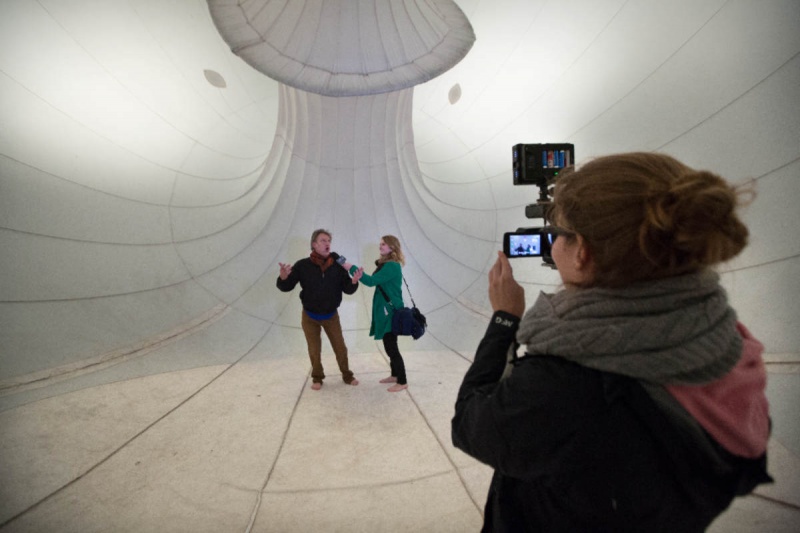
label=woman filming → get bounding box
[452,152,772,532]
[344,235,409,392]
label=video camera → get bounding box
[506,143,575,267]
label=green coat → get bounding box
[350,261,404,340]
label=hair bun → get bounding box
[640,170,749,270]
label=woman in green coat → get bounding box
[345,235,408,392]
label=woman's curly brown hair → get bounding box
[548,152,753,287]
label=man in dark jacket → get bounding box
[277,229,362,390]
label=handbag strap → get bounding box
[377,276,416,308]
[401,276,416,308]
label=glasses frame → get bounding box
[543,226,576,240]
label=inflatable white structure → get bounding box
[1,1,798,530]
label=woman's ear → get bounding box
[575,235,594,272]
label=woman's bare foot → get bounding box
[379,376,397,384]
[311,382,322,391]
[387,384,408,392]
[348,378,359,386]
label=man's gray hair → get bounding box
[310,229,332,249]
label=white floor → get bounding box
[1,311,798,532]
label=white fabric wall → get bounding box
[1,0,799,390]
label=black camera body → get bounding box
[508,143,575,268]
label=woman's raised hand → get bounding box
[488,252,525,318]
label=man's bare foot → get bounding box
[311,382,322,390]
[348,378,359,386]
[379,376,397,384]
[387,384,408,392]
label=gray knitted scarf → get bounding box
[516,271,741,385]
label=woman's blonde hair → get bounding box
[379,235,406,266]
[548,152,752,287]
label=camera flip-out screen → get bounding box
[503,228,553,258]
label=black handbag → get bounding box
[377,277,427,339]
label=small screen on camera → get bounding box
[504,230,548,258]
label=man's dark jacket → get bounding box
[276,253,357,314]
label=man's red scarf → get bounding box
[310,251,334,272]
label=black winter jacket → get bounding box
[452,312,771,533]
[276,253,357,315]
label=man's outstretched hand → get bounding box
[279,262,292,281]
